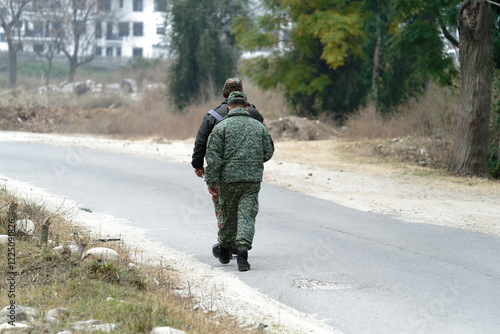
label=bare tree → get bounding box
[0,0,31,87]
[29,0,62,85]
[55,0,109,83]
[448,0,495,177]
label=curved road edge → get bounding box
[0,174,341,334]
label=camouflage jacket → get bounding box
[205,107,274,186]
[191,98,263,169]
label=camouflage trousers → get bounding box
[212,191,221,229]
[217,182,261,252]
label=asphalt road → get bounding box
[0,141,499,334]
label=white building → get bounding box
[0,0,167,59]
[95,0,167,58]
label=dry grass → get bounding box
[339,86,459,170]
[48,77,292,139]
[344,86,459,140]
[0,189,257,333]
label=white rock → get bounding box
[82,247,120,261]
[46,316,58,327]
[71,319,116,332]
[46,307,69,319]
[1,306,40,320]
[150,327,187,334]
[93,323,117,332]
[0,235,9,245]
[0,322,29,331]
[53,242,85,258]
[15,219,35,235]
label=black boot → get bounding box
[212,244,230,264]
[237,250,250,271]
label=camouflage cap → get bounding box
[222,78,243,97]
[228,91,247,104]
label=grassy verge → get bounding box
[0,189,255,333]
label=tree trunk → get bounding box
[371,34,381,108]
[8,43,17,87]
[301,93,316,116]
[68,58,77,83]
[45,58,53,86]
[371,12,382,110]
[448,0,494,177]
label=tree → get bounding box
[30,0,63,85]
[233,0,461,116]
[166,0,247,109]
[0,0,31,87]
[233,0,366,116]
[448,0,495,177]
[55,0,111,83]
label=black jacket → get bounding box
[191,98,264,169]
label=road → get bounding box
[0,141,499,334]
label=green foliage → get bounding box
[83,260,147,289]
[233,0,468,117]
[166,0,247,109]
[127,57,162,71]
[18,62,68,78]
[235,0,366,116]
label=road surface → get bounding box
[0,141,499,334]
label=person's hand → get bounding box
[194,167,205,178]
[208,185,218,196]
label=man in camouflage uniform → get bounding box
[191,78,264,251]
[205,91,274,271]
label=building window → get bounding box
[52,21,64,38]
[133,48,143,57]
[106,22,113,39]
[95,21,102,38]
[106,47,113,56]
[34,21,43,37]
[32,0,43,11]
[33,44,44,53]
[119,0,123,8]
[118,22,129,37]
[51,1,62,10]
[0,33,5,42]
[73,0,86,10]
[45,21,51,37]
[133,22,143,36]
[73,20,86,35]
[116,47,121,57]
[96,47,102,56]
[99,0,111,11]
[154,0,166,12]
[24,21,34,37]
[133,0,143,11]
[156,24,165,35]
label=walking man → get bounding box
[204,91,274,271]
[191,78,264,250]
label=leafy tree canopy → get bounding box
[233,0,474,117]
[166,0,248,109]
